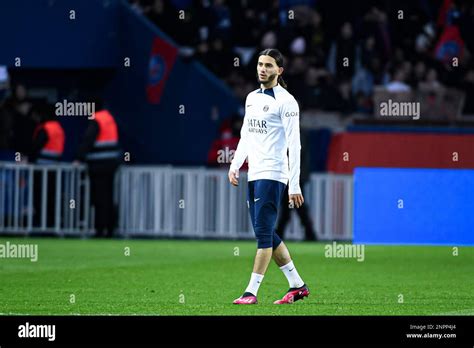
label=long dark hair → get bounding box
[258,48,287,89]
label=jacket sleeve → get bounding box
[229,116,248,172]
[229,99,249,172]
[280,97,302,195]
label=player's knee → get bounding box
[256,237,273,249]
[272,234,282,250]
[255,227,273,249]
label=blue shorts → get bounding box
[247,179,286,249]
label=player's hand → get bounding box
[228,168,239,186]
[289,194,304,208]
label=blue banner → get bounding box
[354,167,474,246]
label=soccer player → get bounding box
[228,48,310,305]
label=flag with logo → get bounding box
[434,25,464,64]
[146,37,178,104]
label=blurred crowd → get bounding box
[131,0,474,114]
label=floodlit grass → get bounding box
[0,238,473,315]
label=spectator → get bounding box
[301,67,323,110]
[210,0,232,41]
[338,79,356,113]
[207,114,247,170]
[414,61,427,84]
[352,61,375,97]
[419,67,444,92]
[385,67,411,93]
[327,22,357,79]
[148,0,174,35]
[285,55,308,101]
[196,38,235,78]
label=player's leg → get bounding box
[247,180,286,289]
[234,181,264,304]
[273,241,306,285]
[251,180,280,274]
[275,186,291,239]
[272,239,310,304]
[272,240,291,267]
[233,180,280,304]
[271,182,291,267]
[271,184,310,304]
[252,248,273,274]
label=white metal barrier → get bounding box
[0,161,92,235]
[305,173,353,240]
[117,166,353,240]
[117,166,253,238]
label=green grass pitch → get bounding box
[0,237,473,315]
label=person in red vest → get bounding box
[207,114,248,170]
[31,111,65,164]
[76,99,120,238]
[30,101,65,229]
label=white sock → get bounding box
[280,261,305,288]
[244,272,264,296]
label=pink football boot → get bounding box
[273,285,310,304]
[233,292,258,304]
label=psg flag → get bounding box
[146,37,178,104]
[434,25,464,64]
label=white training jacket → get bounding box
[230,84,302,195]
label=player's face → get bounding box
[257,56,282,85]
